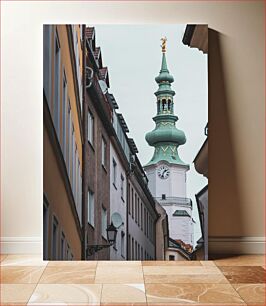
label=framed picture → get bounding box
[43,24,208,261]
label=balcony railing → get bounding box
[155,196,192,207]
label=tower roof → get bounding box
[155,53,174,84]
[144,37,188,167]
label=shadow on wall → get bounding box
[208,29,244,244]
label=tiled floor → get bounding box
[0,254,265,305]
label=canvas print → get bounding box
[43,24,208,261]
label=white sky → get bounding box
[94,24,208,244]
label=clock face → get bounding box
[157,165,170,179]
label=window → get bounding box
[66,243,70,259]
[87,111,94,144]
[128,234,131,260]
[62,71,67,158]
[141,246,143,260]
[146,212,149,238]
[132,237,134,260]
[71,126,75,187]
[168,99,171,111]
[43,25,51,105]
[137,198,140,226]
[138,244,140,260]
[101,137,107,167]
[101,206,107,239]
[77,161,80,220]
[121,175,124,200]
[141,203,143,230]
[169,255,175,261]
[128,184,131,215]
[73,143,77,200]
[88,190,94,226]
[162,194,166,200]
[75,151,79,207]
[121,231,125,258]
[131,188,134,219]
[112,159,117,187]
[43,200,49,260]
[60,232,65,260]
[135,240,137,260]
[144,208,146,235]
[135,193,137,223]
[54,29,61,137]
[67,104,72,174]
[52,216,58,260]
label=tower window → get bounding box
[162,99,166,110]
[168,99,171,110]
[162,194,166,200]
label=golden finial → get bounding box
[161,36,167,53]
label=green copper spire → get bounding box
[145,38,188,167]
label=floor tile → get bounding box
[98,260,141,266]
[200,260,217,266]
[95,265,144,284]
[0,284,36,304]
[143,265,229,284]
[213,255,265,267]
[0,254,8,262]
[101,284,146,304]
[1,254,48,267]
[142,260,202,266]
[48,260,98,267]
[1,266,45,284]
[145,283,245,304]
[233,284,266,303]
[39,266,96,284]
[219,266,265,283]
[27,284,102,305]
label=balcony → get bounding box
[155,196,192,208]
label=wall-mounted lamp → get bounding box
[86,223,118,258]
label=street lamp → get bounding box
[86,222,118,258]
[106,223,117,244]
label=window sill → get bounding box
[88,222,95,229]
[102,164,107,173]
[88,141,95,151]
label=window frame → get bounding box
[101,137,107,168]
[52,215,59,260]
[101,206,107,240]
[88,190,95,227]
[87,110,94,145]
[112,158,117,188]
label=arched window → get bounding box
[162,99,166,110]
[168,99,171,111]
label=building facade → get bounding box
[144,39,194,259]
[128,151,158,260]
[109,106,130,260]
[43,25,83,260]
[83,27,113,260]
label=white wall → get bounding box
[1,1,264,254]
[109,142,127,260]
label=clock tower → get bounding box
[144,38,193,246]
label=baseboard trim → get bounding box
[208,236,265,255]
[0,237,42,254]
